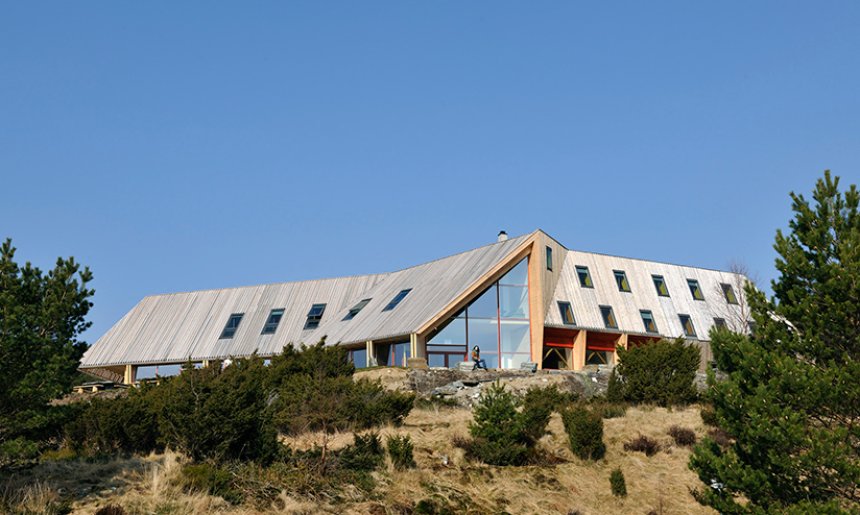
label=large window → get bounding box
[343,298,371,321]
[652,275,669,297]
[614,270,631,292]
[640,310,658,333]
[721,283,739,304]
[383,289,412,311]
[376,342,411,367]
[600,305,618,329]
[261,309,284,335]
[427,258,530,369]
[558,301,576,325]
[687,279,704,300]
[304,303,326,330]
[679,314,697,337]
[349,347,367,368]
[575,266,594,288]
[220,313,244,339]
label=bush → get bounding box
[588,400,627,419]
[667,426,696,447]
[609,468,627,497]
[66,387,160,456]
[468,382,530,466]
[339,433,385,472]
[699,405,718,427]
[268,345,414,435]
[0,437,40,467]
[180,462,242,504]
[158,358,278,464]
[706,427,731,448]
[623,434,660,456]
[387,435,416,470]
[520,385,576,444]
[561,405,605,460]
[612,339,700,406]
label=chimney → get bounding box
[497,230,508,242]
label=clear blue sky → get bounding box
[2,2,858,343]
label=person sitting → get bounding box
[471,345,488,370]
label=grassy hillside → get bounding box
[4,402,713,515]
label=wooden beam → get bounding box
[573,330,587,370]
[123,364,137,385]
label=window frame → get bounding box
[219,313,244,339]
[261,308,285,335]
[713,317,727,330]
[599,305,618,329]
[304,303,327,330]
[687,279,705,301]
[640,309,658,334]
[382,289,412,312]
[575,266,594,288]
[652,274,669,297]
[557,301,576,326]
[546,246,553,271]
[613,270,631,293]
[679,314,697,337]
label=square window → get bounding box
[640,310,658,333]
[687,279,704,301]
[576,266,594,288]
[599,305,618,329]
[261,308,284,335]
[652,275,669,297]
[558,301,576,325]
[721,283,739,304]
[713,317,727,330]
[679,314,697,337]
[614,270,631,292]
[546,246,553,271]
[304,303,327,330]
[383,289,412,311]
[220,313,244,339]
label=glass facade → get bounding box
[427,258,530,369]
[376,342,411,367]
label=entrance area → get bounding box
[542,327,579,370]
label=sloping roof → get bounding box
[545,250,748,339]
[80,232,532,368]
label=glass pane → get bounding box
[376,344,391,366]
[429,317,467,345]
[499,285,528,319]
[500,353,530,369]
[351,348,367,368]
[468,284,498,319]
[392,342,411,367]
[500,320,530,354]
[468,317,499,356]
[427,353,445,367]
[500,258,528,286]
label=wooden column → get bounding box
[409,333,426,358]
[366,341,374,367]
[614,333,629,365]
[573,330,587,370]
[123,364,137,385]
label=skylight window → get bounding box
[546,246,553,271]
[382,289,412,312]
[721,283,739,304]
[575,266,593,288]
[261,308,284,335]
[304,303,327,330]
[599,305,618,329]
[652,275,669,297]
[679,314,697,337]
[343,298,371,321]
[640,310,658,333]
[220,313,244,339]
[687,279,704,301]
[558,301,576,325]
[614,270,631,292]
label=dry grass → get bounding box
[25,403,714,514]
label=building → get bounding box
[80,230,751,384]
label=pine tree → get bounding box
[690,171,860,512]
[0,239,94,442]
